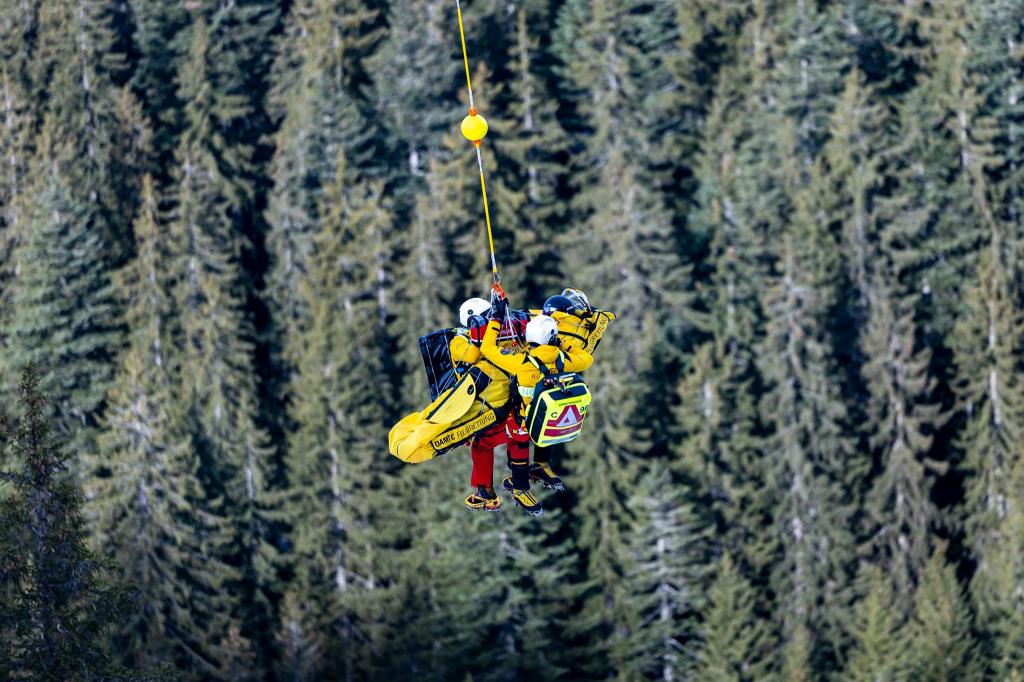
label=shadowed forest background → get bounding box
[2,0,1024,679]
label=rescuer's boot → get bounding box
[465,486,501,512]
[529,462,565,492]
[502,476,543,516]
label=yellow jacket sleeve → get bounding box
[561,345,593,373]
[449,335,481,364]
[481,320,524,375]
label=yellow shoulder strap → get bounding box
[425,371,478,424]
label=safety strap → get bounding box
[525,351,566,376]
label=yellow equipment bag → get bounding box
[523,354,592,447]
[388,367,506,464]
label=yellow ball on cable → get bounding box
[461,107,488,144]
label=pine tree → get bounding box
[616,466,708,680]
[265,0,380,347]
[0,365,132,679]
[844,567,910,682]
[1,126,120,453]
[167,16,276,673]
[36,0,140,258]
[694,553,772,682]
[280,151,398,679]
[907,547,980,681]
[487,4,567,301]
[756,147,859,668]
[87,176,238,676]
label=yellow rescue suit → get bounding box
[529,309,616,354]
[479,319,593,419]
[388,331,512,463]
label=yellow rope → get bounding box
[455,0,475,110]
[455,0,499,282]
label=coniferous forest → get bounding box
[2,0,1024,679]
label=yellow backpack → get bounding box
[523,353,592,446]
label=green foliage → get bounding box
[0,365,132,680]
[845,568,910,682]
[695,553,773,682]
[4,0,1024,679]
[907,547,981,681]
[1,130,120,452]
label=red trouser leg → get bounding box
[505,413,532,490]
[470,422,506,488]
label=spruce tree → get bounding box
[35,0,140,258]
[279,151,397,679]
[127,0,190,166]
[0,62,30,311]
[265,0,380,348]
[167,16,276,672]
[756,153,859,668]
[844,567,910,682]
[551,2,697,669]
[860,266,944,604]
[616,466,708,680]
[487,4,566,301]
[694,553,772,682]
[1,127,120,454]
[88,176,238,676]
[0,365,131,679]
[907,547,980,681]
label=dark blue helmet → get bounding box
[542,295,577,315]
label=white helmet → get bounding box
[459,297,490,326]
[562,288,592,312]
[525,314,559,346]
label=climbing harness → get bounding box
[455,0,499,284]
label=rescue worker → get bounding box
[452,297,512,511]
[480,289,593,515]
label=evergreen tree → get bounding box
[0,365,132,679]
[88,176,237,676]
[367,0,460,202]
[265,0,380,347]
[684,79,770,576]
[1,127,120,453]
[844,567,910,682]
[279,151,397,679]
[859,266,943,604]
[756,148,859,668]
[167,16,276,672]
[907,547,980,681]
[694,553,772,682]
[36,0,139,257]
[127,0,190,166]
[617,466,708,680]
[552,2,697,670]
[0,62,30,311]
[488,4,566,301]
[859,142,950,600]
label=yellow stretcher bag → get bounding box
[389,366,507,464]
[523,354,592,447]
